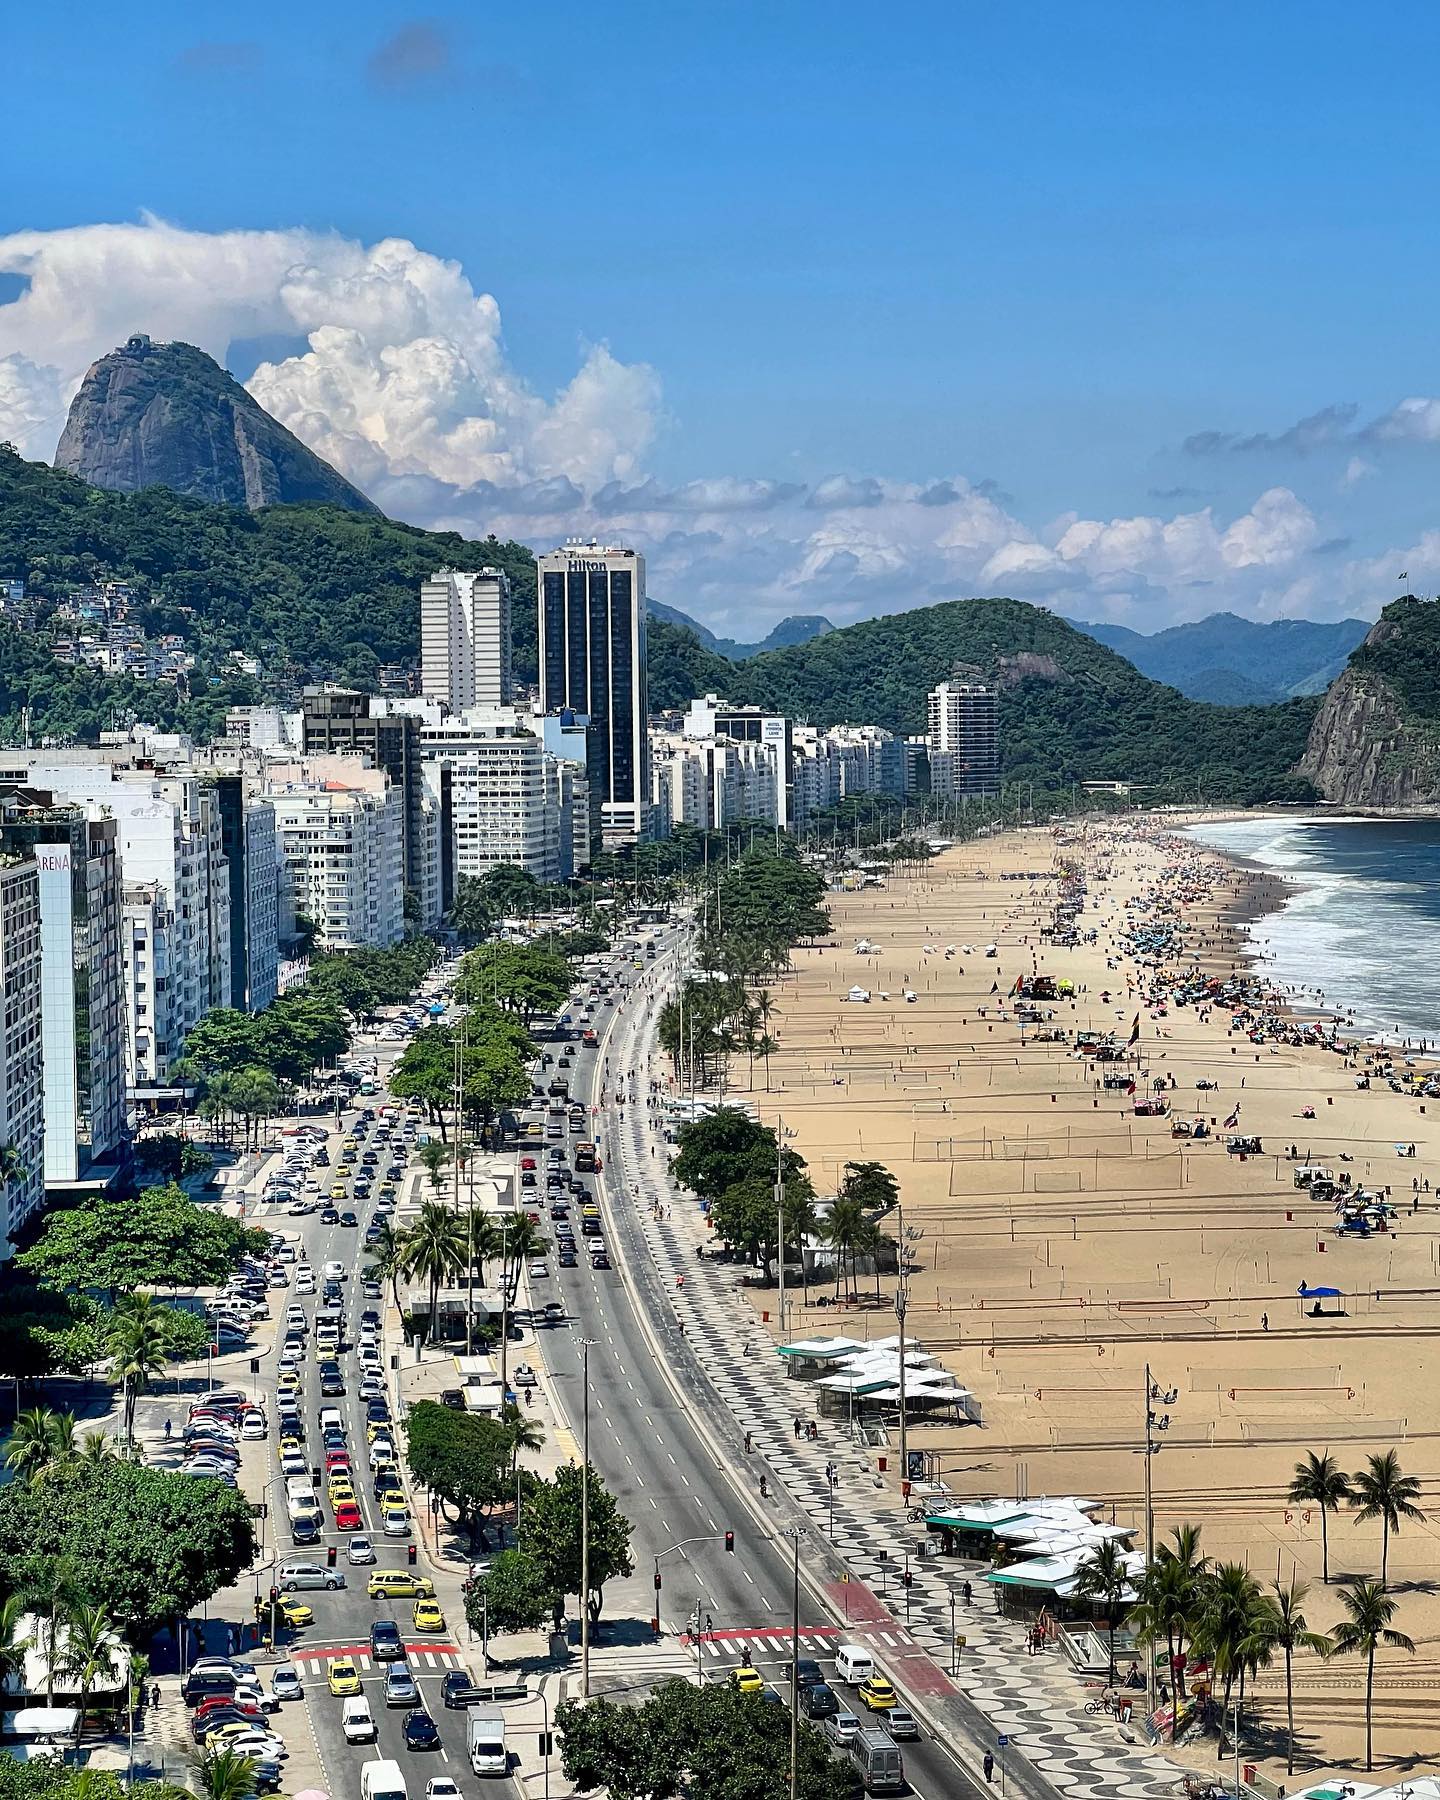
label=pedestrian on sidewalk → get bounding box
[983,1753,995,1784]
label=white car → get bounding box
[426,1781,462,1800]
[323,1261,346,1282]
[347,1535,376,1565]
[217,1732,286,1761]
[295,1273,316,1294]
[359,1375,384,1400]
[367,1438,396,1469]
[280,1450,307,1477]
[240,1412,268,1440]
[527,1261,549,1279]
[287,1201,310,1217]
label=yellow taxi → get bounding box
[365,1418,393,1444]
[730,1665,764,1695]
[330,1183,347,1201]
[277,1371,301,1397]
[858,1674,897,1712]
[367,1570,435,1599]
[412,1599,446,1633]
[327,1478,356,1507]
[379,1181,396,1198]
[206,1720,268,1749]
[276,1597,313,1629]
[327,1658,361,1697]
[375,1479,405,1509]
[279,1432,302,1454]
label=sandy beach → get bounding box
[731,819,1440,1780]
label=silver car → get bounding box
[384,1663,419,1708]
[824,1709,863,1748]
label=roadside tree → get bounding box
[521,1464,633,1628]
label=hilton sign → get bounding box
[566,560,609,573]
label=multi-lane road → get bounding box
[199,928,1000,1800]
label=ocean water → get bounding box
[1182,817,1440,1045]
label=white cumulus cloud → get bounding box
[0,217,1407,636]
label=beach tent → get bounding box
[1298,1280,1344,1318]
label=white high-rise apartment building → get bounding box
[421,568,513,713]
[266,763,405,951]
[0,852,45,1254]
[927,678,999,797]
[537,543,649,844]
[19,764,230,1082]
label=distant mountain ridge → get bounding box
[54,335,378,514]
[646,598,834,660]
[1071,611,1369,704]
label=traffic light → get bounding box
[724,1530,734,1553]
[407,1543,417,1566]
[269,1586,279,1603]
[253,1596,263,1620]
[901,1569,913,1589]
[327,1545,337,1568]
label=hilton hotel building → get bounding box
[536,542,650,844]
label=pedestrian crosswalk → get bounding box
[685,1625,919,1660]
[294,1647,464,1676]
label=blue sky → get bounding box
[3,1,1439,633]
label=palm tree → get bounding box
[1074,1540,1132,1681]
[467,1211,503,1288]
[498,1214,550,1290]
[369,1218,408,1314]
[0,1593,30,1695]
[194,1747,263,1800]
[822,1196,869,1300]
[502,1400,545,1489]
[1196,1561,1263,1763]
[21,1555,84,1706]
[4,1407,62,1485]
[418,1139,452,1194]
[107,1295,170,1441]
[54,1602,123,1744]
[1247,1579,1331,1776]
[76,1432,115,1469]
[401,1201,468,1339]
[1330,1579,1415,1771]
[1349,1450,1425,1588]
[1288,1450,1352,1583]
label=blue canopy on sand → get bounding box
[1298,1282,1341,1299]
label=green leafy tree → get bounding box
[1289,1450,1352,1583]
[468,1549,557,1640]
[557,1676,849,1800]
[403,1401,513,1548]
[17,1183,265,1300]
[0,1459,256,1638]
[456,942,573,1025]
[1349,1450,1426,1588]
[522,1463,634,1629]
[839,1159,899,1217]
[671,1109,804,1204]
[1330,1580,1415,1772]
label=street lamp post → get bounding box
[786,1527,805,1800]
[580,1335,598,1698]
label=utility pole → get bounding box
[1143,1362,1176,1715]
[787,1527,805,1800]
[895,1203,912,1497]
[580,1336,598,1697]
[775,1114,787,1338]
[498,1212,510,1400]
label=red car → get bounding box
[325,1450,351,1471]
[192,1697,261,1735]
[520,1156,536,1170]
[334,1501,363,1531]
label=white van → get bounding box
[834,1643,875,1685]
[285,1476,318,1505]
[343,1696,377,1743]
[360,1759,406,1800]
